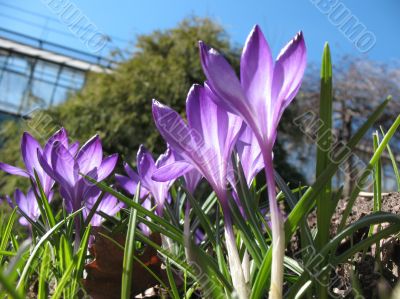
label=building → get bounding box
[0,27,114,122]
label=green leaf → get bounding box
[166,259,180,299]
[234,155,268,253]
[33,170,56,227]
[183,183,217,249]
[0,208,17,264]
[121,183,140,299]
[315,42,333,299]
[38,242,52,299]
[380,126,400,191]
[71,224,91,294]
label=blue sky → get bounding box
[0,0,399,64]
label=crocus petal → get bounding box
[199,42,247,115]
[172,150,202,194]
[14,189,27,211]
[152,161,194,182]
[76,135,103,174]
[51,142,77,187]
[26,188,40,220]
[115,174,137,195]
[186,84,242,187]
[137,145,157,188]
[187,84,222,155]
[0,163,29,177]
[69,142,80,156]
[123,162,139,181]
[199,43,256,133]
[87,193,123,226]
[272,31,306,124]
[19,217,29,226]
[21,132,42,176]
[116,167,149,199]
[44,128,69,154]
[96,154,118,181]
[152,100,193,157]
[14,188,40,224]
[240,25,274,137]
[236,124,263,186]
[155,147,175,168]
[184,169,202,194]
[37,150,56,180]
[60,186,74,213]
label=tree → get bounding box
[0,17,304,195]
[295,57,400,194]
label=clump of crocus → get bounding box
[116,145,175,216]
[152,84,249,298]
[38,134,118,214]
[116,146,183,238]
[199,25,306,298]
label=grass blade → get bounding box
[121,183,140,299]
[380,126,400,191]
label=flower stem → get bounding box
[223,211,249,299]
[263,150,285,299]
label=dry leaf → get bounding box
[82,228,163,299]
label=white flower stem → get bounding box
[263,151,285,299]
[223,210,250,299]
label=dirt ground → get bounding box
[300,192,400,298]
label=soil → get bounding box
[292,192,400,298]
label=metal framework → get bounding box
[0,27,114,118]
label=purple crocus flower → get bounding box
[152,84,242,205]
[83,192,124,227]
[7,188,40,226]
[38,135,118,214]
[0,128,75,197]
[152,84,249,298]
[116,145,175,216]
[199,25,306,298]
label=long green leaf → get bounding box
[38,242,52,299]
[33,170,56,227]
[121,184,140,299]
[315,42,333,299]
[380,126,400,191]
[0,209,17,264]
